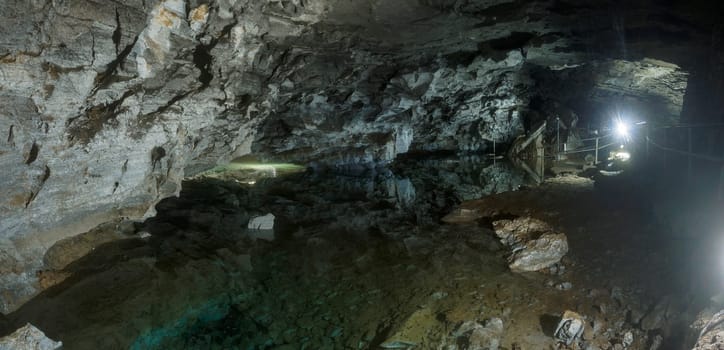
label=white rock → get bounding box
[508,233,568,272]
[554,310,584,346]
[692,309,724,350]
[622,331,633,347]
[556,282,573,291]
[649,334,663,350]
[493,217,569,272]
[248,213,275,230]
[0,323,62,350]
[452,318,504,350]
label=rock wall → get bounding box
[0,0,699,312]
[253,51,530,165]
[0,0,329,312]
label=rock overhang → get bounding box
[0,0,713,312]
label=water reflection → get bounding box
[2,158,533,349]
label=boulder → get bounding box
[493,217,568,272]
[0,324,62,350]
[641,297,670,331]
[508,233,568,272]
[450,318,504,350]
[554,310,585,346]
[248,213,275,230]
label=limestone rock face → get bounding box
[0,0,700,311]
[0,0,331,312]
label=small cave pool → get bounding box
[2,157,720,349]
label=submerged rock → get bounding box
[248,213,276,230]
[0,323,62,350]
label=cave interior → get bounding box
[1,0,724,349]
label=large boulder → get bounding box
[493,217,568,272]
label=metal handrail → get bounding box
[647,137,724,163]
[558,140,619,155]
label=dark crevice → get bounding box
[237,94,253,111]
[139,91,193,124]
[112,8,122,55]
[266,49,291,83]
[193,44,214,87]
[42,62,85,79]
[67,89,136,145]
[41,167,50,188]
[90,31,96,67]
[151,146,167,171]
[24,192,35,208]
[547,1,594,16]
[444,51,478,67]
[25,142,40,165]
[25,166,50,208]
[93,35,139,93]
[190,21,237,88]
[7,125,14,145]
[539,314,561,337]
[486,32,537,51]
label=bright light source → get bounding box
[612,150,631,162]
[615,120,629,138]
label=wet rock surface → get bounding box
[0,0,696,312]
[0,162,709,349]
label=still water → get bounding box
[3,158,708,349]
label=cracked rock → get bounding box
[493,217,568,272]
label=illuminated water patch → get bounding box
[196,162,306,184]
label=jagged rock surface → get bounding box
[0,0,698,311]
[0,323,62,350]
[493,216,568,272]
[691,309,724,350]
